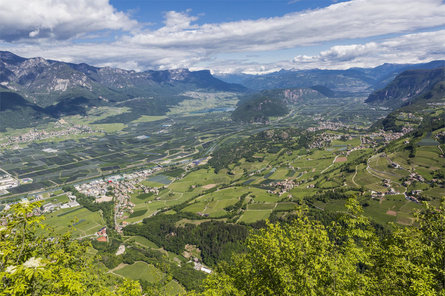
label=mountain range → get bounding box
[0,51,245,130]
[1,51,445,131]
[216,60,445,95]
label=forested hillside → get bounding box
[232,88,324,122]
[366,67,445,108]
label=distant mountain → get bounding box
[216,61,445,95]
[369,67,445,132]
[365,67,445,108]
[232,88,324,122]
[0,51,246,130]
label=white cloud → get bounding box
[162,10,198,32]
[290,29,445,69]
[204,29,445,74]
[4,28,445,74]
[124,0,445,54]
[2,41,207,71]
[318,43,379,62]
[0,0,137,41]
[1,0,445,73]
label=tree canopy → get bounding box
[0,200,141,295]
[195,198,445,296]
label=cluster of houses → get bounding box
[308,132,343,149]
[0,173,32,196]
[373,128,414,143]
[0,124,94,148]
[74,168,164,232]
[360,128,414,147]
[370,189,399,199]
[39,192,80,214]
[405,190,423,203]
[193,261,212,274]
[110,181,137,221]
[74,168,161,203]
[0,172,19,193]
[402,173,426,186]
[267,179,296,196]
[96,226,108,242]
[1,192,79,216]
[307,121,348,132]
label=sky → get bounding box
[0,0,445,74]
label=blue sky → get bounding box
[0,0,445,73]
[109,0,348,26]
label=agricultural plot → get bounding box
[162,280,186,296]
[125,236,159,249]
[43,207,105,237]
[292,152,335,175]
[417,133,439,146]
[238,209,273,223]
[390,145,444,183]
[181,186,277,217]
[131,115,167,123]
[125,189,191,223]
[247,203,276,210]
[168,168,231,193]
[367,154,410,183]
[362,195,423,225]
[202,199,239,217]
[114,262,165,283]
[268,167,290,180]
[43,194,69,205]
[354,164,388,192]
[274,202,297,211]
[313,200,347,213]
[146,175,172,185]
[412,147,443,170]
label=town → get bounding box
[0,122,96,148]
[74,167,163,232]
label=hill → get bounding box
[0,90,53,131]
[231,88,325,122]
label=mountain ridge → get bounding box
[0,51,246,130]
[0,51,246,106]
[366,67,445,108]
[216,60,445,94]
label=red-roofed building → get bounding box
[97,236,107,242]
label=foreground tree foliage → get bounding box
[0,201,141,295]
[194,198,445,296]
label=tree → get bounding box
[0,200,141,295]
[195,198,445,296]
[197,201,371,295]
[368,200,445,296]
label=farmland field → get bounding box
[114,262,165,283]
[238,210,273,223]
[43,207,105,237]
